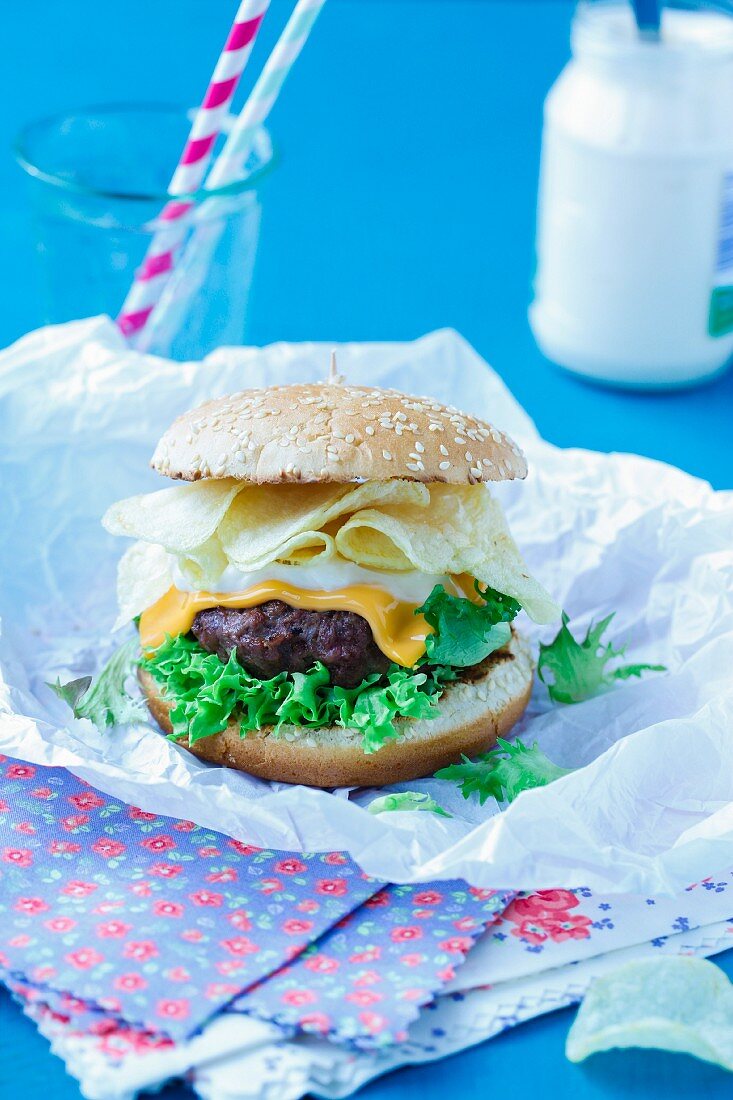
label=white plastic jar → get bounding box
[530,0,733,388]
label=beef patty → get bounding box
[191,601,391,688]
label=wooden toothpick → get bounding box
[328,349,344,385]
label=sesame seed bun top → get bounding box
[150,382,528,486]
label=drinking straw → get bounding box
[631,0,661,38]
[136,0,328,352]
[205,0,328,193]
[117,0,271,340]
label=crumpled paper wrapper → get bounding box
[1,317,732,895]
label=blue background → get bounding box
[0,1,731,1097]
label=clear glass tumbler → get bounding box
[15,104,275,361]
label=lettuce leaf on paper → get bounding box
[144,634,456,754]
[538,613,666,705]
[367,791,452,817]
[435,738,570,805]
[48,638,144,729]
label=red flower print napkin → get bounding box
[0,754,512,1061]
[0,757,380,1039]
[3,880,511,1061]
[229,881,510,1048]
[4,874,510,1057]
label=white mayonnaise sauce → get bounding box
[171,557,458,604]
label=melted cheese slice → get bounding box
[139,576,475,668]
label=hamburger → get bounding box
[102,374,558,788]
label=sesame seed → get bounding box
[414,441,424,453]
[465,452,473,462]
[365,424,375,436]
[439,460,451,470]
[382,450,393,461]
[439,444,449,456]
[405,461,422,472]
[345,433,355,444]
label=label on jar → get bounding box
[709,172,733,337]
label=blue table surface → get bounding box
[0,1,731,1097]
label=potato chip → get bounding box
[272,531,338,565]
[102,478,242,552]
[566,957,733,1071]
[114,541,172,629]
[175,534,229,589]
[218,479,429,572]
[336,483,559,622]
[105,477,558,626]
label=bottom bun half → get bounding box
[139,631,534,789]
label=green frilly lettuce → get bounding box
[435,737,571,804]
[538,612,665,705]
[143,633,457,754]
[415,583,520,667]
[48,638,144,729]
[50,583,526,756]
[367,791,452,817]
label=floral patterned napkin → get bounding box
[228,880,508,1049]
[0,757,379,1039]
[0,755,510,1052]
[8,899,733,1100]
[4,748,732,1100]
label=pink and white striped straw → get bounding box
[137,0,328,353]
[117,0,271,340]
[205,0,327,192]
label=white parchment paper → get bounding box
[1,317,732,894]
